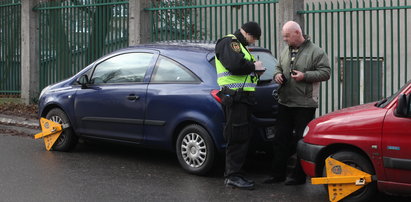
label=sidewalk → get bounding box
[0,113,38,128]
[0,113,40,136]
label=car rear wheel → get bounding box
[45,108,78,151]
[176,124,215,175]
[323,151,377,202]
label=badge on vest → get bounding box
[231,42,241,53]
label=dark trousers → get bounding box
[271,104,316,179]
[223,100,253,178]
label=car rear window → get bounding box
[151,56,200,83]
[251,51,278,81]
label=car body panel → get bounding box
[298,81,411,195]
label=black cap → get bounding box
[241,21,261,40]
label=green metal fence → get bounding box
[299,0,411,115]
[34,0,129,90]
[146,0,279,56]
[0,0,21,95]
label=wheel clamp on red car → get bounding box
[311,157,373,202]
[34,118,66,151]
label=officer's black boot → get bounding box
[225,176,255,190]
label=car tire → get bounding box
[45,108,78,152]
[176,124,215,175]
[323,151,377,202]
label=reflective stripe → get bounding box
[217,72,232,77]
[222,83,257,89]
[218,71,257,78]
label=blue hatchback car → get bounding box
[38,42,279,175]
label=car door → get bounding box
[74,51,158,142]
[143,55,205,145]
[382,91,411,184]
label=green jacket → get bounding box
[274,38,331,108]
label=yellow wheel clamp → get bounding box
[311,157,374,202]
[34,118,68,151]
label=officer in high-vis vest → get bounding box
[215,21,265,190]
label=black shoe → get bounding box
[225,176,255,190]
[263,176,286,184]
[284,177,306,185]
[240,176,255,184]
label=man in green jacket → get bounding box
[265,21,330,185]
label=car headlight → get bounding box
[39,85,51,99]
[302,126,309,137]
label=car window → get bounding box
[91,52,153,84]
[377,80,411,108]
[151,56,199,83]
[251,51,278,81]
[408,94,411,115]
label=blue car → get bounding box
[38,42,279,175]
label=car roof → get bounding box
[123,41,215,53]
[121,40,271,54]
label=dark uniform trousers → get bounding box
[271,104,316,179]
[220,89,255,178]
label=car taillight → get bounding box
[211,89,222,103]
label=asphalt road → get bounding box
[0,130,410,202]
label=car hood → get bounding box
[305,102,388,144]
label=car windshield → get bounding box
[376,80,411,108]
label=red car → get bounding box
[298,80,411,201]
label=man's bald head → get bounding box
[282,21,302,34]
[282,21,305,47]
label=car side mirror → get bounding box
[394,94,409,117]
[77,74,89,89]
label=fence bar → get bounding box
[298,5,411,14]
[300,0,410,115]
[35,0,129,90]
[0,0,21,95]
[405,0,408,83]
[148,0,278,57]
[397,0,401,88]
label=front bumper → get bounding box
[297,139,325,176]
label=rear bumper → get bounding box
[297,139,325,176]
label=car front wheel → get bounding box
[324,151,377,202]
[176,124,215,175]
[45,108,78,151]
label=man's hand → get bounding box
[274,74,285,84]
[291,70,304,81]
[254,61,265,76]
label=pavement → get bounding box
[0,113,40,136]
[0,114,38,127]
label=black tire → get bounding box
[176,124,215,175]
[45,108,78,151]
[323,151,377,202]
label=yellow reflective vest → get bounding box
[215,34,258,91]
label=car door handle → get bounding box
[127,94,140,100]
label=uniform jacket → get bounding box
[215,30,255,75]
[274,37,331,108]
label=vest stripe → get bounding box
[224,83,257,89]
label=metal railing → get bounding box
[146,0,279,56]
[0,0,21,95]
[34,0,129,90]
[299,0,411,115]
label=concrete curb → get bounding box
[0,114,39,128]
